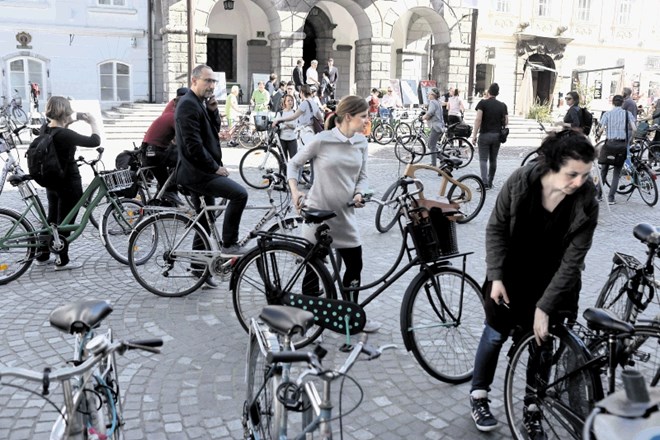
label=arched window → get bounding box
[99,61,131,101]
[7,56,46,106]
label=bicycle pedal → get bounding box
[339,343,354,353]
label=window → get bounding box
[8,56,46,107]
[537,0,551,16]
[617,0,632,25]
[495,0,510,13]
[99,61,130,101]
[577,0,591,21]
[98,0,126,6]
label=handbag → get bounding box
[598,113,629,166]
[499,127,510,143]
[306,100,324,134]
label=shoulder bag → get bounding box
[598,113,628,167]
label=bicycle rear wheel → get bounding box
[447,174,485,224]
[394,137,425,164]
[637,167,658,206]
[11,107,28,125]
[128,212,209,297]
[594,265,635,321]
[231,241,337,348]
[374,181,404,233]
[622,324,660,388]
[441,137,474,168]
[504,327,601,440]
[100,198,144,265]
[239,146,284,189]
[603,164,635,194]
[0,208,36,285]
[394,122,412,140]
[400,266,484,384]
[373,123,395,145]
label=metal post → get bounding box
[467,8,478,104]
[187,0,195,86]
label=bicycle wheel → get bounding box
[0,208,36,285]
[374,181,404,233]
[504,327,601,440]
[244,328,283,439]
[100,198,144,265]
[603,164,635,194]
[89,331,124,439]
[441,137,474,168]
[128,213,209,297]
[239,146,284,189]
[622,325,660,388]
[521,150,540,167]
[11,107,28,125]
[85,186,108,230]
[637,167,658,206]
[394,137,425,164]
[648,143,660,169]
[373,123,395,145]
[400,266,484,384]
[447,174,485,224]
[232,241,337,348]
[595,266,635,321]
[394,121,412,140]
[238,126,257,148]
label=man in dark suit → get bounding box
[176,64,248,262]
[292,59,305,92]
[323,58,338,100]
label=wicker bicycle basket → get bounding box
[100,169,134,193]
[407,198,460,263]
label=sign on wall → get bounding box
[419,80,437,105]
[400,80,419,106]
[214,71,227,102]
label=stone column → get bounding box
[355,37,394,97]
[431,43,450,91]
[268,31,305,85]
[334,44,352,98]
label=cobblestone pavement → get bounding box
[0,141,657,439]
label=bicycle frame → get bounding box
[401,162,472,201]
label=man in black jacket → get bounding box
[292,59,305,92]
[176,64,248,260]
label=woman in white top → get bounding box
[271,85,324,147]
[276,94,298,161]
[447,88,465,125]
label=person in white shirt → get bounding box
[306,60,320,88]
[380,87,402,109]
[447,88,465,125]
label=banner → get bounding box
[214,71,227,102]
[419,80,437,105]
[400,80,419,106]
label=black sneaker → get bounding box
[470,395,498,432]
[523,404,547,440]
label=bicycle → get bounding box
[127,172,302,297]
[0,299,163,439]
[231,178,485,383]
[0,147,144,285]
[368,107,412,145]
[0,89,28,126]
[0,124,26,196]
[243,305,395,439]
[602,141,658,207]
[503,307,660,440]
[375,154,485,232]
[395,119,474,168]
[595,223,660,324]
[219,109,260,148]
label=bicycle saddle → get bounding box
[440,155,463,169]
[8,174,32,186]
[633,223,659,245]
[49,300,113,334]
[583,307,634,334]
[259,306,315,337]
[300,208,336,224]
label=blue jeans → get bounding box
[428,127,443,167]
[471,323,508,393]
[477,132,501,187]
[185,175,248,246]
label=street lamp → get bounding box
[223,0,234,10]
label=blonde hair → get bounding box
[45,96,74,122]
[334,95,368,124]
[231,85,239,94]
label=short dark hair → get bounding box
[612,95,624,106]
[488,83,499,96]
[566,91,580,105]
[537,129,595,173]
[176,87,189,97]
[622,87,632,98]
[279,81,287,88]
[286,80,295,86]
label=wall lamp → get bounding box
[223,0,234,10]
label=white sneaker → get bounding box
[221,244,245,257]
[362,319,382,333]
[54,261,83,271]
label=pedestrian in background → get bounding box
[472,83,508,189]
[622,87,638,119]
[251,81,270,113]
[447,88,465,125]
[276,94,299,162]
[563,91,582,129]
[306,60,320,88]
[225,85,240,128]
[292,59,305,92]
[422,88,445,167]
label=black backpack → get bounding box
[580,107,594,136]
[113,150,140,198]
[26,125,65,187]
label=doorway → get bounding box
[528,54,556,106]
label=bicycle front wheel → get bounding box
[374,181,404,233]
[637,167,659,206]
[400,266,484,384]
[239,146,284,189]
[441,137,474,168]
[394,122,412,140]
[373,123,395,145]
[128,213,209,297]
[11,107,28,125]
[603,164,635,194]
[504,328,600,440]
[232,241,337,348]
[447,174,485,224]
[0,208,36,285]
[594,265,635,321]
[100,198,144,265]
[394,137,425,164]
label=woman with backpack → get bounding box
[36,96,101,270]
[563,91,582,129]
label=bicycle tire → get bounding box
[11,107,28,125]
[373,123,395,145]
[603,164,635,194]
[374,181,404,233]
[85,186,108,230]
[595,265,635,321]
[100,198,144,265]
[637,166,659,206]
[128,212,209,297]
[622,324,660,388]
[441,137,474,168]
[244,328,283,439]
[394,121,412,140]
[394,137,425,164]
[239,146,284,189]
[504,327,601,440]
[0,208,36,285]
[400,266,484,384]
[648,143,660,169]
[447,174,485,224]
[231,241,337,349]
[238,126,258,148]
[89,330,124,439]
[521,150,540,167]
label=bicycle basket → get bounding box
[101,169,135,194]
[14,97,22,107]
[408,199,460,262]
[254,115,269,132]
[451,123,472,138]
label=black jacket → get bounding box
[175,90,222,185]
[292,66,304,88]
